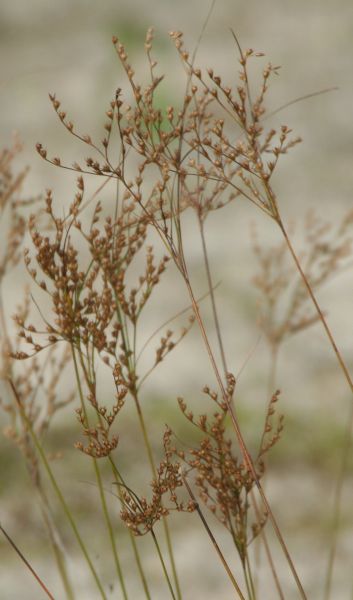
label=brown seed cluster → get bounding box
[34,28,302,267]
[10,165,196,469]
[12,182,170,366]
[13,58,204,477]
[164,373,281,561]
[169,31,301,222]
[28,32,301,558]
[74,376,126,459]
[120,428,195,535]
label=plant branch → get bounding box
[0,523,55,600]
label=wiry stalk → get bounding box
[199,216,284,598]
[182,473,246,599]
[251,489,285,600]
[71,347,129,600]
[277,218,353,599]
[0,523,55,600]
[151,529,177,600]
[113,296,182,599]
[108,457,152,600]
[243,552,256,600]
[198,218,228,376]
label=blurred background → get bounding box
[1,0,353,598]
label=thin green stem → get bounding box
[108,457,152,600]
[93,460,128,600]
[71,347,128,600]
[38,489,75,600]
[146,529,176,600]
[151,529,177,600]
[128,532,151,599]
[162,516,182,600]
[242,558,253,600]
[244,553,256,600]
[8,379,107,600]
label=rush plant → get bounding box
[1,26,351,600]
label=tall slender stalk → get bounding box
[199,216,284,598]
[243,553,256,600]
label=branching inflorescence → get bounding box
[1,26,351,600]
